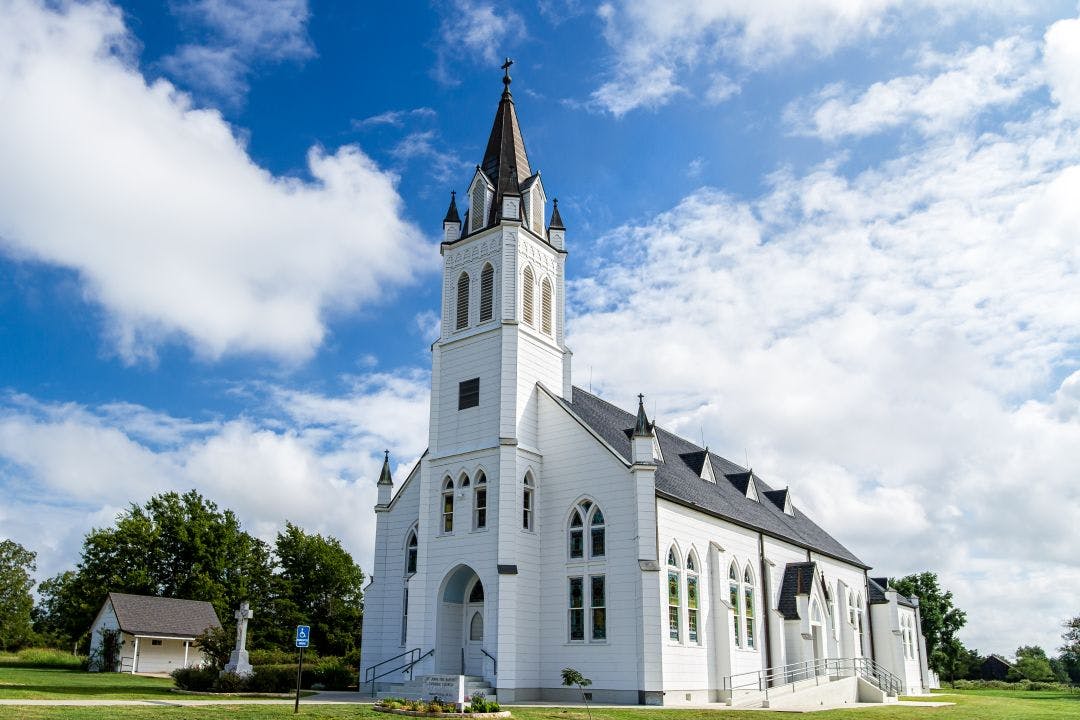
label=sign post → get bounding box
[294,625,310,714]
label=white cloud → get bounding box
[0,373,431,581]
[591,66,681,118]
[353,107,438,129]
[391,131,470,185]
[590,0,1019,115]
[433,0,526,85]
[569,41,1080,652]
[1043,16,1080,117]
[788,37,1042,140]
[163,0,314,103]
[0,0,434,363]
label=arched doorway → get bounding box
[810,600,825,672]
[436,565,487,676]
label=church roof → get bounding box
[868,576,917,607]
[777,562,817,620]
[480,70,531,225]
[548,198,565,230]
[106,592,221,638]
[564,387,867,568]
[443,191,461,224]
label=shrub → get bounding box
[249,648,293,666]
[216,671,249,693]
[171,666,217,691]
[470,694,501,713]
[249,664,294,693]
[314,656,355,690]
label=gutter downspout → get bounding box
[863,570,877,664]
[758,532,773,672]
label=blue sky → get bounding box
[2,0,1080,657]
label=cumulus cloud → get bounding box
[432,0,526,85]
[787,36,1042,140]
[0,372,431,581]
[1043,15,1080,117]
[590,0,1018,115]
[569,38,1080,651]
[163,0,314,103]
[0,0,434,363]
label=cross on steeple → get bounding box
[501,57,513,93]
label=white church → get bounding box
[360,65,933,707]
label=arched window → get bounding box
[686,551,700,644]
[469,580,484,603]
[667,546,681,641]
[522,266,535,326]
[470,611,484,641]
[471,181,486,232]
[848,590,857,626]
[743,565,756,649]
[479,263,494,322]
[456,272,470,330]
[541,277,553,335]
[854,593,864,656]
[568,508,584,559]
[729,562,742,647]
[473,472,487,529]
[405,530,418,574]
[589,507,605,558]
[441,477,454,533]
[522,473,534,530]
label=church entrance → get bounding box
[436,565,487,677]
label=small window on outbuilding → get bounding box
[459,378,479,410]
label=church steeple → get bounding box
[479,58,532,225]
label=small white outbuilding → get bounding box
[88,592,222,673]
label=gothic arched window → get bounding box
[589,507,605,558]
[729,562,742,647]
[743,565,756,649]
[405,529,418,574]
[473,471,487,529]
[686,550,700,643]
[667,546,681,641]
[522,473,534,530]
[479,263,494,322]
[568,508,584,559]
[456,272,470,330]
[566,499,606,643]
[441,477,454,533]
[470,611,484,641]
[522,266,535,327]
[541,277,553,335]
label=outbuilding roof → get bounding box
[107,592,222,638]
[563,387,866,568]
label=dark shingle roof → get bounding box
[108,592,222,638]
[778,562,817,620]
[480,83,531,225]
[763,488,790,512]
[868,577,888,604]
[563,387,866,568]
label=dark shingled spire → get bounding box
[633,393,654,437]
[377,450,393,486]
[549,198,565,230]
[443,191,461,224]
[480,58,531,224]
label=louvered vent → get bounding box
[522,266,535,326]
[532,186,543,234]
[541,278,553,335]
[471,182,486,232]
[479,264,494,321]
[456,272,470,330]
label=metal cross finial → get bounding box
[502,57,513,90]
[502,57,514,72]
[638,393,644,403]
[384,449,389,460]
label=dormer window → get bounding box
[746,476,759,502]
[701,454,715,482]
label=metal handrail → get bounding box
[480,648,496,675]
[364,647,433,697]
[723,656,904,704]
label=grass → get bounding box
[0,666,177,700]
[0,648,84,669]
[0,682,1076,719]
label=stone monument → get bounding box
[223,600,254,676]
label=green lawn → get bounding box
[0,679,1076,720]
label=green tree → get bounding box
[891,571,967,679]
[1058,615,1080,684]
[560,668,593,720]
[1008,646,1056,682]
[0,539,37,650]
[267,522,365,656]
[35,490,274,648]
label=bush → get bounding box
[470,694,501,712]
[215,671,248,693]
[951,678,1078,692]
[314,656,355,690]
[249,648,294,666]
[249,665,294,693]
[0,648,84,669]
[171,666,217,691]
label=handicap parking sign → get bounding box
[295,625,310,648]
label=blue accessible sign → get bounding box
[295,625,310,648]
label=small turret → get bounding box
[631,394,656,464]
[376,450,394,506]
[443,191,461,243]
[547,198,565,250]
